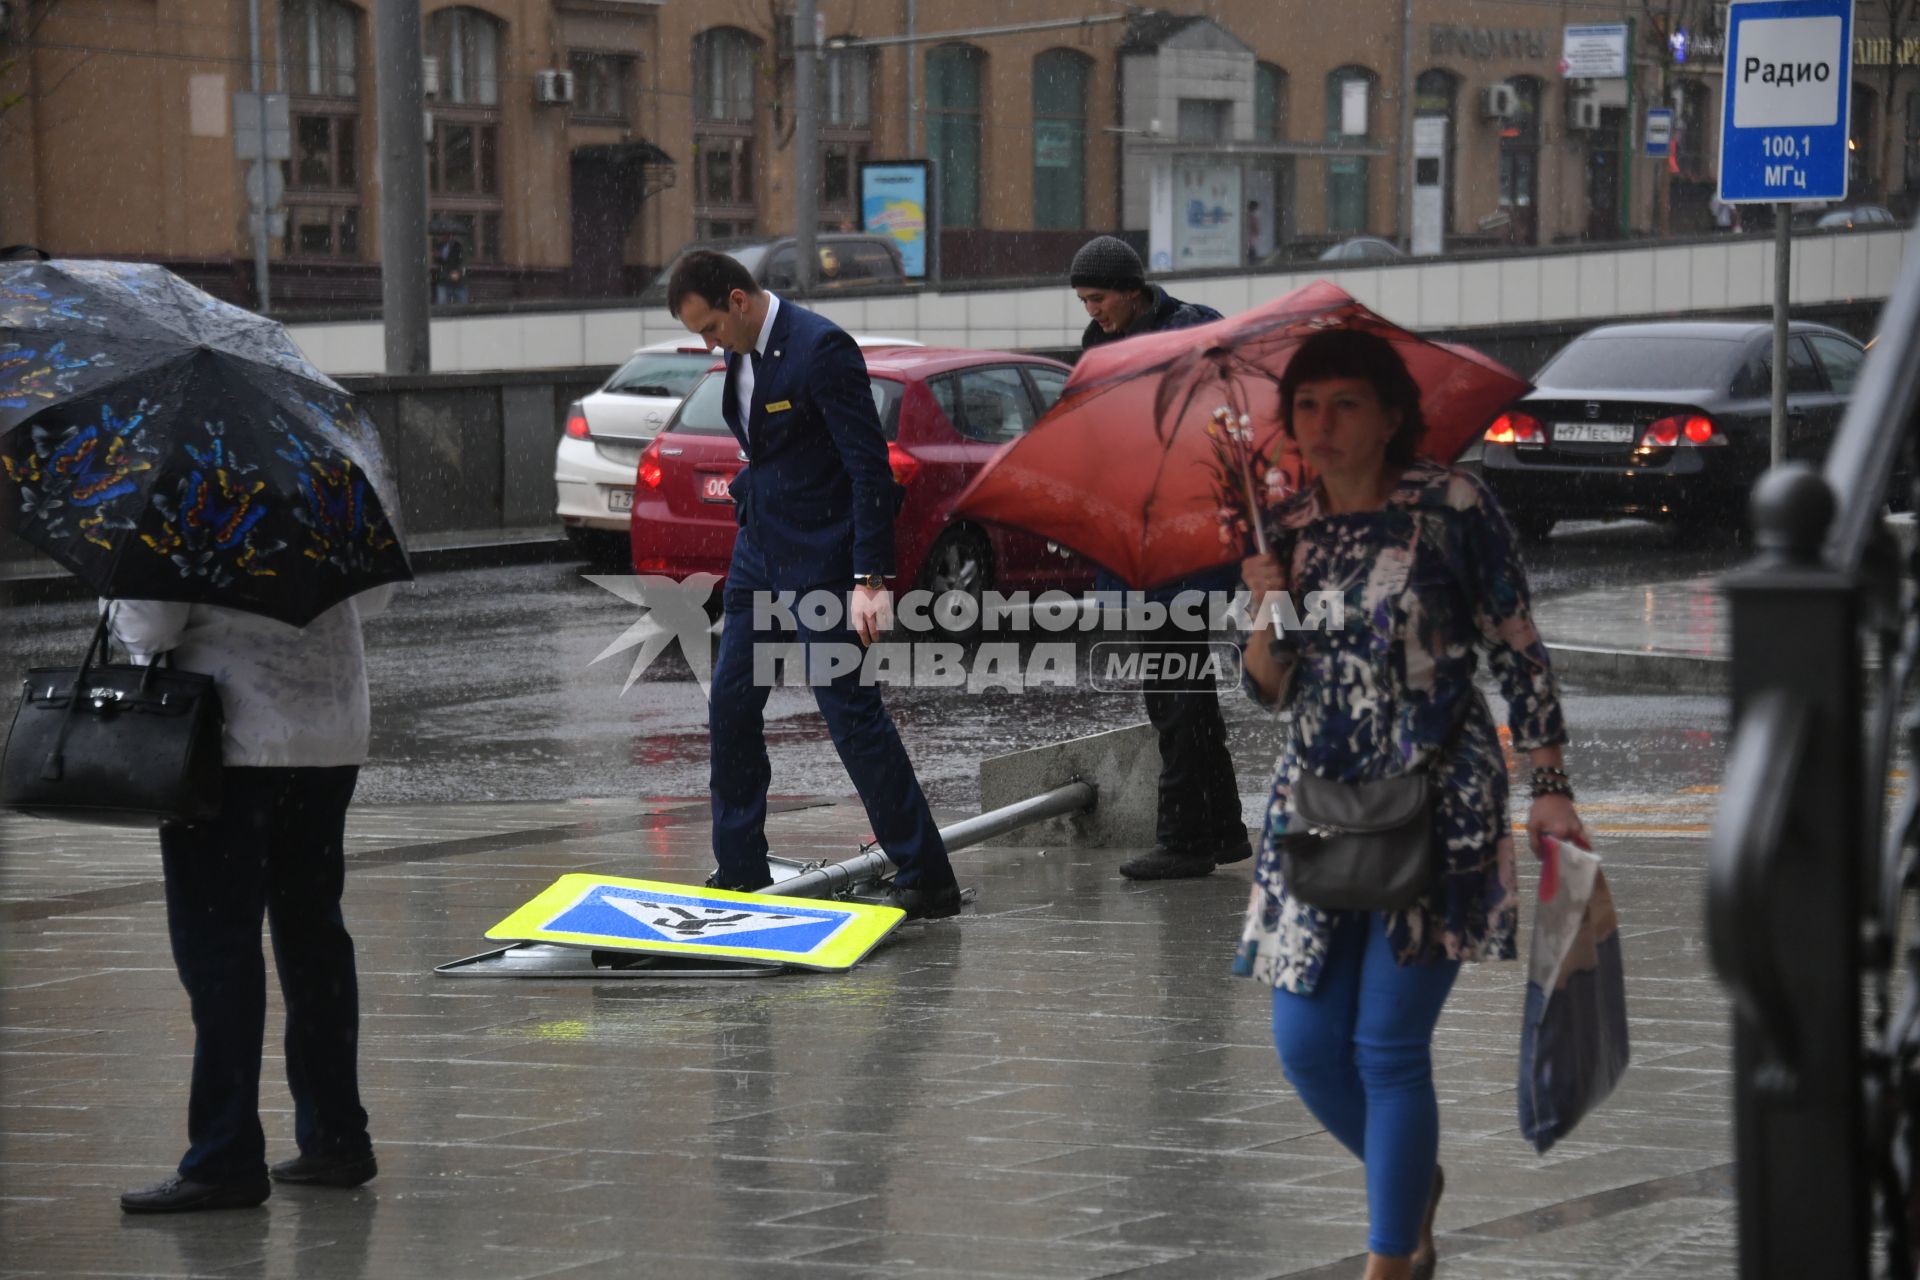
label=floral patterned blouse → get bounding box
[1233,460,1567,994]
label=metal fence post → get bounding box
[1712,464,1869,1278]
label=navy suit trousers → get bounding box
[157,766,371,1183]
[708,537,954,892]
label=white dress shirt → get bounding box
[733,292,781,436]
[105,585,395,768]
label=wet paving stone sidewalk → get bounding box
[2,798,1733,1278]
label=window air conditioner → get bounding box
[1481,83,1518,120]
[1569,95,1602,132]
[422,56,440,99]
[534,69,576,105]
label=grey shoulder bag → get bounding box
[1280,767,1434,912]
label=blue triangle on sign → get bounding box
[543,886,849,954]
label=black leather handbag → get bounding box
[1,614,224,826]
[1281,771,1434,911]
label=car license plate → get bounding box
[607,488,634,512]
[1553,422,1635,444]
[700,474,735,504]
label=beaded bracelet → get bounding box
[1530,768,1575,800]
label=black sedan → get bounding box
[1479,320,1867,541]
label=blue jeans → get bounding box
[158,766,370,1183]
[1271,912,1460,1256]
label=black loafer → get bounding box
[270,1151,378,1187]
[120,1175,270,1214]
[704,869,774,892]
[882,881,963,920]
[1118,849,1217,880]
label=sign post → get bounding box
[1717,0,1853,466]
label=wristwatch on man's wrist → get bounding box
[854,574,886,591]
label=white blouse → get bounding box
[105,586,395,768]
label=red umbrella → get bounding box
[951,280,1530,589]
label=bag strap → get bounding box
[39,614,113,782]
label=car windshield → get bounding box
[668,369,903,439]
[1534,335,1745,391]
[603,352,714,398]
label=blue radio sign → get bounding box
[1717,0,1853,203]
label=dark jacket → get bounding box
[720,300,903,590]
[1080,284,1221,352]
[1081,286,1235,597]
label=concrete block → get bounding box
[1417,262,1462,328]
[501,385,556,527]
[978,720,1160,848]
[1499,257,1542,324]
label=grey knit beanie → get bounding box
[1069,235,1146,291]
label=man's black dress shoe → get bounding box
[704,869,774,892]
[1118,848,1217,880]
[120,1175,270,1214]
[270,1151,378,1187]
[882,881,963,920]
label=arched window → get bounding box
[1414,68,1459,235]
[284,0,357,97]
[426,7,504,264]
[692,27,758,238]
[1498,76,1542,245]
[926,43,984,228]
[1255,62,1288,142]
[430,5,499,106]
[280,0,361,260]
[821,43,873,228]
[1032,49,1089,230]
[1325,66,1376,236]
[693,26,755,124]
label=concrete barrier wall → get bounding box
[337,369,610,538]
[286,228,1917,377]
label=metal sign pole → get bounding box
[1772,203,1790,466]
[246,0,271,313]
[793,0,819,296]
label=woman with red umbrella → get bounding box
[1236,327,1586,1280]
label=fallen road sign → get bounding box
[484,874,905,971]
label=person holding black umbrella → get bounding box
[1068,235,1250,880]
[0,259,414,1213]
[112,586,392,1212]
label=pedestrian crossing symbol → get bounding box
[485,874,904,971]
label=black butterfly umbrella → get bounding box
[0,259,411,626]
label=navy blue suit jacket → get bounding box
[720,300,903,591]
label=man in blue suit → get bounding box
[668,251,961,919]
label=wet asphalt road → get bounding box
[0,519,1742,827]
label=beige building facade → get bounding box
[1,0,1911,309]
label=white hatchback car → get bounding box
[554,333,924,562]
[555,338,718,562]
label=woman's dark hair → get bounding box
[666,250,758,319]
[1277,327,1427,467]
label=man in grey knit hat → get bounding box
[1068,235,1250,881]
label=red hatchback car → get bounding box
[628,346,1094,599]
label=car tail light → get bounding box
[565,401,590,440]
[1484,411,1544,445]
[1641,414,1721,447]
[887,442,919,485]
[637,438,664,490]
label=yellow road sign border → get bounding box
[485,873,905,972]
